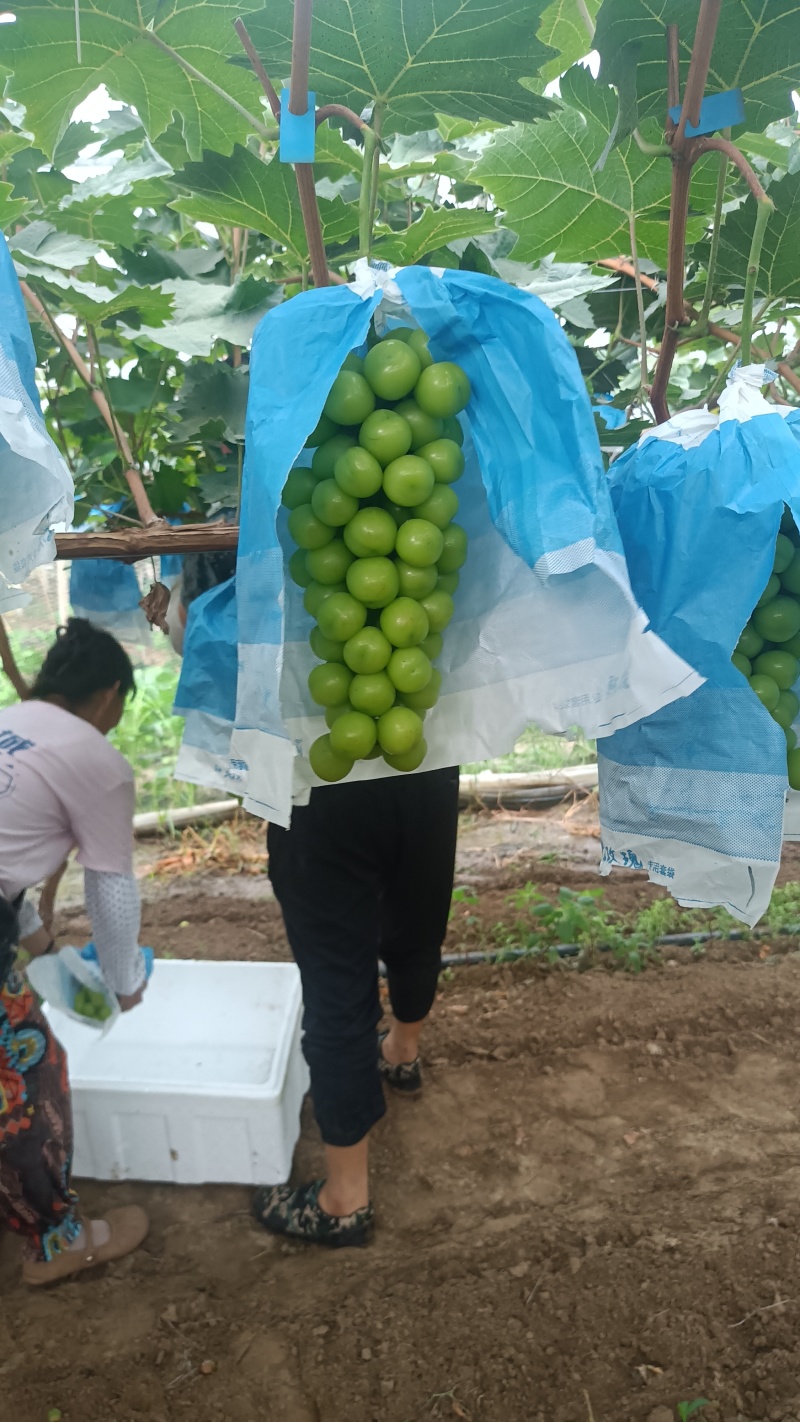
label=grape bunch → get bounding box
[73,984,112,1022]
[734,509,800,788]
[282,324,471,782]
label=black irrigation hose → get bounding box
[379,922,800,974]
[457,786,587,812]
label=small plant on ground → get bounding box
[677,1401,710,1421]
[763,883,800,932]
[493,884,651,973]
[448,886,480,929]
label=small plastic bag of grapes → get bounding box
[597,364,800,927]
[176,261,698,826]
[27,945,120,1034]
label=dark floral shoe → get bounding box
[378,1030,423,1096]
[252,1180,374,1249]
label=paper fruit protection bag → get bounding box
[598,366,800,926]
[175,263,698,826]
[69,558,152,646]
[0,234,73,611]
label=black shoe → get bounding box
[378,1030,423,1096]
[252,1180,374,1249]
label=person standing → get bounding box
[172,551,460,1249]
[0,619,150,1285]
[255,769,459,1247]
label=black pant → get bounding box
[267,767,459,1148]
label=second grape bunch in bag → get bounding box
[281,323,470,783]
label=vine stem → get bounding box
[233,18,281,119]
[359,126,378,254]
[367,105,384,250]
[20,280,160,526]
[143,30,278,143]
[315,104,371,134]
[632,130,672,156]
[628,214,649,393]
[235,9,329,290]
[698,133,729,327]
[574,0,596,42]
[289,0,312,118]
[693,135,769,203]
[651,0,723,421]
[673,0,722,144]
[650,157,693,422]
[739,198,774,364]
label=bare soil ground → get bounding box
[5,806,800,1422]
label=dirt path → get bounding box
[6,824,800,1421]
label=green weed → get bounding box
[492,884,650,973]
[763,882,800,932]
[448,886,480,929]
[677,1402,710,1421]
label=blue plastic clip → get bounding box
[668,88,745,138]
[280,89,317,163]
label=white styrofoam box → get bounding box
[785,789,800,840]
[44,960,308,1186]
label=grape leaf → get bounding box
[3,0,270,161]
[57,191,162,248]
[594,0,800,135]
[493,254,616,307]
[717,171,800,299]
[233,0,557,134]
[8,221,105,269]
[121,276,280,356]
[60,142,174,207]
[174,363,249,441]
[3,146,72,214]
[313,124,363,181]
[537,0,601,84]
[101,375,163,416]
[0,181,30,231]
[171,146,359,263]
[120,246,226,285]
[0,131,30,165]
[473,65,708,266]
[17,270,175,326]
[372,206,498,265]
[52,122,96,169]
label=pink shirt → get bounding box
[0,700,135,901]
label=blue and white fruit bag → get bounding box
[599,365,800,925]
[176,263,699,827]
[0,233,73,611]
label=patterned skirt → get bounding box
[0,967,81,1262]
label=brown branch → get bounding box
[56,524,239,561]
[666,25,680,117]
[672,0,722,147]
[315,103,370,134]
[694,317,800,399]
[20,281,160,527]
[289,0,312,119]
[650,0,723,421]
[691,135,769,202]
[235,11,330,291]
[233,18,281,120]
[596,258,659,292]
[618,334,661,357]
[650,157,694,422]
[0,616,28,699]
[295,164,330,288]
[290,0,328,290]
